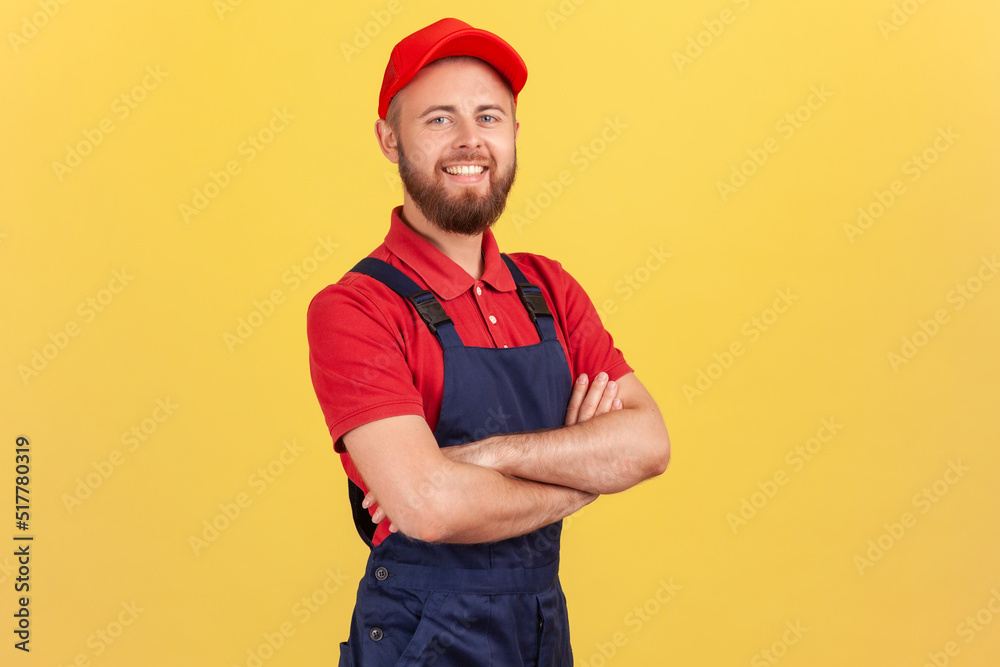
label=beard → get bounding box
[397,141,517,236]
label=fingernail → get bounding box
[597,372,608,382]
[613,398,622,408]
[577,374,588,384]
[607,381,616,390]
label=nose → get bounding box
[452,116,483,151]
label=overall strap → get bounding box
[500,254,559,343]
[350,258,464,349]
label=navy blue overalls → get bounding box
[339,254,575,666]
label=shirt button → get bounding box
[374,566,388,581]
[369,627,384,642]
[503,345,508,349]
[489,315,497,324]
[476,286,482,296]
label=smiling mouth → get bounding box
[443,165,487,176]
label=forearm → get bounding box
[449,402,670,494]
[397,458,596,544]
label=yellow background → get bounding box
[3,0,999,665]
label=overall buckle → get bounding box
[516,283,552,323]
[407,290,452,334]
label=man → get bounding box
[307,18,670,666]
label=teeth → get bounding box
[445,165,485,176]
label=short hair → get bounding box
[385,55,517,133]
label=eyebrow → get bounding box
[417,104,508,118]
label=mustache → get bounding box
[438,152,494,167]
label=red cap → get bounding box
[378,18,527,119]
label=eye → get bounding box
[429,116,448,125]
[480,115,497,123]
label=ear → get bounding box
[374,119,399,164]
[514,119,519,142]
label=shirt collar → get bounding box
[383,206,517,300]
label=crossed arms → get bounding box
[342,370,670,544]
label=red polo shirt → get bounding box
[307,206,632,543]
